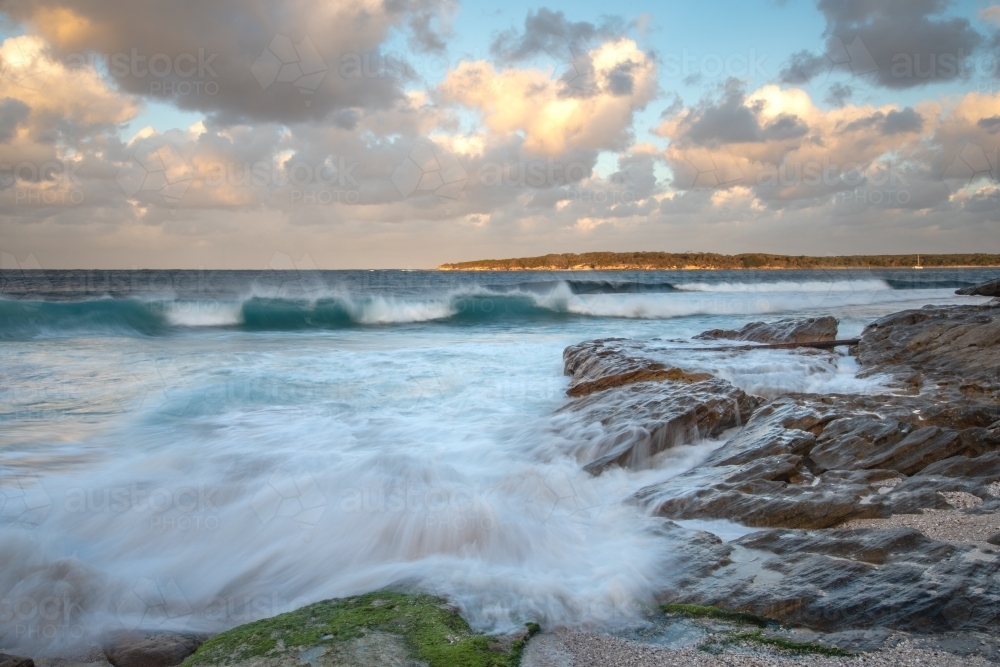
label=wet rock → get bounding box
[660,527,1000,634]
[563,338,711,397]
[694,316,839,344]
[103,633,201,667]
[956,279,1000,297]
[0,654,34,667]
[631,305,1000,529]
[855,304,1000,402]
[559,378,760,475]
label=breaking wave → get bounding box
[0,276,971,338]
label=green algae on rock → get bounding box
[182,592,538,667]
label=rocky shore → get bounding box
[554,295,1000,663]
[4,289,999,667]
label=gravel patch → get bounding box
[839,502,1000,548]
[941,491,986,510]
[523,630,997,667]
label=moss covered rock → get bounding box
[181,591,537,667]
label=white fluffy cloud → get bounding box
[440,39,656,155]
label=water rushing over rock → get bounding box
[561,304,1000,643]
[693,316,839,344]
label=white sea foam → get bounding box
[165,301,243,327]
[680,279,892,293]
[0,274,981,655]
[349,295,456,324]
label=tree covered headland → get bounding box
[438,252,1000,271]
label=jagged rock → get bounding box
[631,305,1000,529]
[103,633,201,667]
[694,316,839,344]
[563,338,711,396]
[660,526,1000,635]
[558,378,760,475]
[855,304,1000,402]
[0,654,34,667]
[956,279,1000,297]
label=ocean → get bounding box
[0,267,995,653]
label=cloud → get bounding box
[780,0,983,89]
[657,82,989,215]
[1,4,998,268]
[0,98,30,142]
[664,79,810,146]
[825,82,852,107]
[979,5,1000,27]
[490,9,625,62]
[1,0,454,124]
[882,107,924,134]
[440,38,657,155]
[779,50,827,84]
[0,35,139,133]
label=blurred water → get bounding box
[0,268,993,654]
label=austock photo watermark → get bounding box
[2,159,84,206]
[251,471,501,535]
[204,156,362,205]
[66,48,219,97]
[252,35,327,100]
[62,483,222,532]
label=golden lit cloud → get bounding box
[440,39,656,155]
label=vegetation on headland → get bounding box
[183,591,538,667]
[438,252,1000,271]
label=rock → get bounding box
[557,337,760,474]
[631,305,1000,529]
[956,279,1000,297]
[183,591,537,667]
[563,338,711,397]
[988,533,1000,546]
[0,654,34,667]
[632,393,993,528]
[558,378,760,475]
[660,525,1000,635]
[855,304,1000,404]
[103,633,200,667]
[694,316,839,344]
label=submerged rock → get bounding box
[180,591,536,667]
[104,633,202,667]
[561,379,760,475]
[694,316,839,344]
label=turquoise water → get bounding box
[0,268,993,653]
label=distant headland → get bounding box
[438,252,1000,271]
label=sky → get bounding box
[1,0,1000,269]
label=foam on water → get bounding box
[0,268,990,655]
[165,301,243,327]
[680,279,892,293]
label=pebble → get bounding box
[524,630,997,667]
